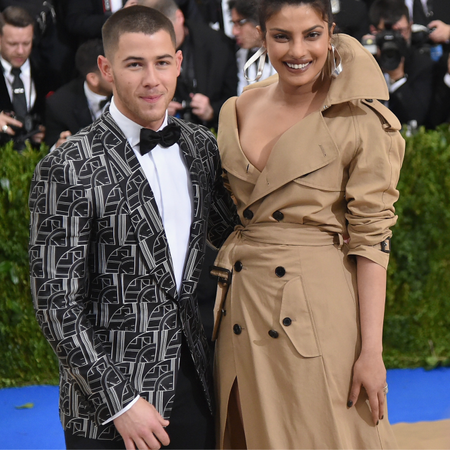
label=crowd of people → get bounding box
[0,0,449,151]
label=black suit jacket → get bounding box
[45,77,92,147]
[0,59,46,120]
[29,110,238,440]
[177,20,237,128]
[387,47,434,127]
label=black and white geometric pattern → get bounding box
[29,111,238,440]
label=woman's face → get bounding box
[263,4,332,89]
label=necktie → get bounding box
[413,0,428,25]
[11,67,27,118]
[139,123,181,155]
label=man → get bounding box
[45,39,113,148]
[133,0,237,128]
[228,0,275,94]
[368,0,434,127]
[29,6,237,449]
[0,6,46,145]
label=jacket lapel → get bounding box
[173,117,206,289]
[248,111,339,206]
[102,111,178,299]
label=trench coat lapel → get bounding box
[248,111,339,205]
[102,111,178,300]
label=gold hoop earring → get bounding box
[244,47,267,82]
[330,44,343,78]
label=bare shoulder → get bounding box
[236,85,274,128]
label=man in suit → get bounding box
[0,6,46,145]
[368,0,434,127]
[45,39,113,148]
[133,0,237,129]
[29,6,238,449]
[228,0,276,95]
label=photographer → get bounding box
[0,6,46,148]
[365,0,434,128]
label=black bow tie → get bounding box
[139,123,181,155]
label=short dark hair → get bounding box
[102,5,176,58]
[0,6,34,34]
[369,0,409,28]
[75,39,105,77]
[228,0,259,24]
[258,0,333,35]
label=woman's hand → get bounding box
[348,350,387,425]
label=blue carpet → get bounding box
[1,367,449,449]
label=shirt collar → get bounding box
[84,81,108,108]
[109,96,168,151]
[0,56,30,78]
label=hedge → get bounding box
[0,126,449,388]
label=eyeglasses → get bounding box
[231,18,250,28]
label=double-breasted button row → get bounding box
[272,210,284,221]
[275,266,286,277]
[268,329,279,338]
[234,261,243,272]
[243,208,253,220]
[282,317,292,326]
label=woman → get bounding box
[212,0,404,448]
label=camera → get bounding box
[375,28,407,71]
[0,112,43,150]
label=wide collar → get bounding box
[219,34,386,206]
[100,111,204,300]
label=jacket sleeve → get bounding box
[204,131,239,247]
[28,148,138,424]
[345,99,405,269]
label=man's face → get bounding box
[231,8,261,49]
[99,30,182,130]
[0,24,33,68]
[378,15,411,43]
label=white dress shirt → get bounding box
[0,57,36,112]
[83,82,109,121]
[103,98,193,424]
[405,0,428,22]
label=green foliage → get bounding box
[384,125,450,369]
[0,142,58,388]
[0,126,449,388]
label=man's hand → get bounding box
[168,100,183,117]
[189,93,214,122]
[32,125,46,145]
[0,112,23,136]
[55,130,72,148]
[428,20,450,44]
[114,397,170,450]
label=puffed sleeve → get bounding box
[345,99,405,269]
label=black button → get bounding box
[234,261,243,272]
[365,98,373,103]
[282,317,292,326]
[275,266,286,277]
[233,324,242,335]
[243,208,254,220]
[272,210,284,221]
[268,329,279,338]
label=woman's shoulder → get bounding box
[236,78,277,120]
[349,98,402,132]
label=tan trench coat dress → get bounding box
[212,35,405,449]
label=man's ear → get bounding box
[97,55,113,83]
[175,50,183,77]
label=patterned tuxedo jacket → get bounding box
[28,111,238,440]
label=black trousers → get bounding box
[65,341,215,450]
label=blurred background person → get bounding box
[229,0,275,94]
[0,6,46,148]
[45,38,112,149]
[332,0,371,42]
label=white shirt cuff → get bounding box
[444,73,450,88]
[389,77,408,92]
[102,395,140,425]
